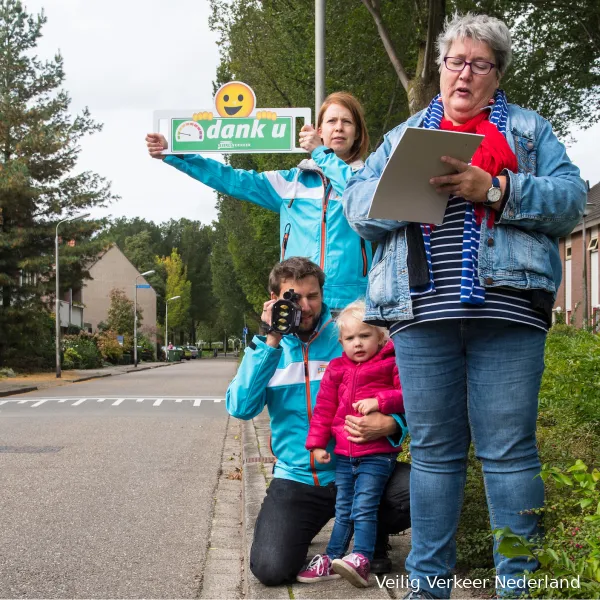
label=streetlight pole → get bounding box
[134,270,155,367]
[315,0,326,117]
[165,295,181,353]
[55,213,90,378]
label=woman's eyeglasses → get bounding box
[443,57,496,75]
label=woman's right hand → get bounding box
[299,124,322,154]
[312,448,331,464]
[146,133,168,159]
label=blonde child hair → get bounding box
[335,300,389,343]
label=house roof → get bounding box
[585,181,600,223]
[565,181,600,235]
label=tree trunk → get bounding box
[407,41,442,114]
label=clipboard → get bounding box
[367,127,484,225]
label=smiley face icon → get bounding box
[214,82,256,118]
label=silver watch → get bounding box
[485,177,502,206]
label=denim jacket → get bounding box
[342,103,587,323]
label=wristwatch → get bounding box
[484,176,502,206]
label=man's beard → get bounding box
[298,312,321,334]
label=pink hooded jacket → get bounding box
[305,340,404,457]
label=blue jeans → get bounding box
[326,453,398,561]
[392,320,545,598]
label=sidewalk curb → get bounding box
[0,386,38,398]
[241,415,289,599]
[0,362,177,397]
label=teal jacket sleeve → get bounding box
[342,131,408,242]
[225,335,282,420]
[163,154,287,213]
[311,146,355,197]
[387,413,409,448]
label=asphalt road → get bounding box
[0,358,239,599]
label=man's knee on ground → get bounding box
[250,547,297,586]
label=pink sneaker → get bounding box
[296,554,341,583]
[331,552,370,587]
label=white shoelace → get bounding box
[307,554,329,576]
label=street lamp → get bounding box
[134,269,155,367]
[165,295,181,350]
[55,213,90,378]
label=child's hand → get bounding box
[352,398,379,415]
[312,448,331,463]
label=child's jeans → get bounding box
[326,453,398,561]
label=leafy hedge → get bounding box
[62,333,103,370]
[450,326,600,597]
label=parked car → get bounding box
[179,346,192,360]
[187,345,199,359]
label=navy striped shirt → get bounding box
[390,198,549,336]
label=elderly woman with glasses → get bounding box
[343,13,586,600]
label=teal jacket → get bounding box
[226,305,407,486]
[164,146,371,310]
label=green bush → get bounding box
[62,333,103,369]
[494,460,600,598]
[63,347,82,370]
[0,305,55,371]
[454,325,600,583]
[96,330,123,364]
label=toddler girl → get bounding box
[297,300,404,588]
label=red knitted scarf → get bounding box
[440,110,517,227]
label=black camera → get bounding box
[271,289,302,335]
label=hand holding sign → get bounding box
[152,81,310,154]
[146,133,168,159]
[299,124,323,154]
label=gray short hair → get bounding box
[437,13,512,77]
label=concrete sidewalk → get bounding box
[0,361,176,397]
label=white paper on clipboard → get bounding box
[367,127,484,225]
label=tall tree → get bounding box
[0,0,115,367]
[178,220,215,344]
[361,0,445,115]
[123,230,157,276]
[210,217,253,336]
[363,0,600,133]
[208,0,408,313]
[157,249,191,344]
[106,288,141,347]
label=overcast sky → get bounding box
[27,0,600,227]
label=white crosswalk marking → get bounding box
[0,396,225,408]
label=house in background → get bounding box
[555,181,600,328]
[83,245,157,342]
[58,285,84,330]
